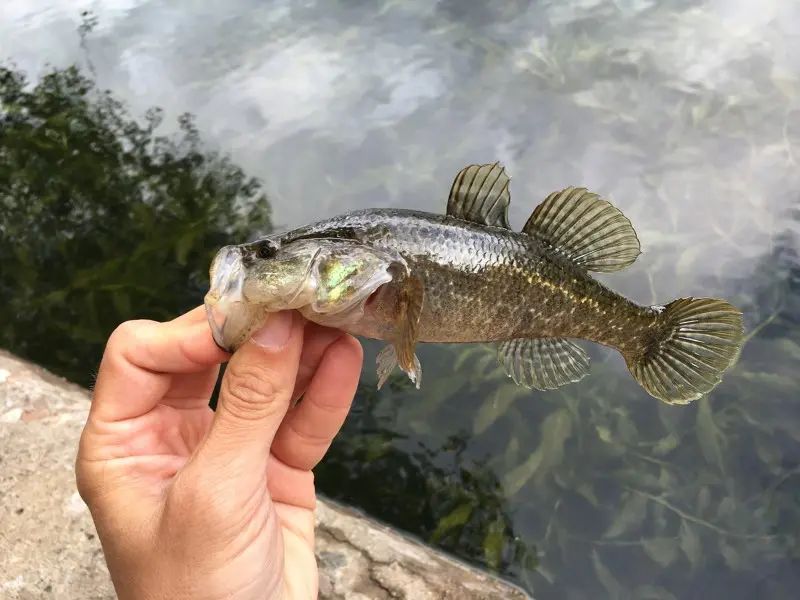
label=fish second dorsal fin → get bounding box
[522,186,641,273]
[446,163,512,229]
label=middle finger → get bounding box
[289,323,349,405]
[271,333,363,471]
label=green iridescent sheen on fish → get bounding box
[204,163,746,405]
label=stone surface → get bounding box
[0,349,532,600]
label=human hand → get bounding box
[75,306,363,600]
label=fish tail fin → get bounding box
[624,297,745,404]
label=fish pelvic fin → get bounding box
[447,162,512,229]
[376,344,422,389]
[625,297,745,404]
[497,337,591,390]
[522,186,641,273]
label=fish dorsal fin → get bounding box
[522,187,641,273]
[446,162,512,229]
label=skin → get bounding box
[75,305,363,600]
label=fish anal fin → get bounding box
[497,337,591,390]
[447,162,512,229]
[522,186,641,273]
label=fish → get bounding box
[204,162,745,405]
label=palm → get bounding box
[93,367,219,480]
[142,368,219,455]
[138,404,214,458]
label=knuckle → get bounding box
[105,319,156,355]
[74,462,99,505]
[107,319,150,343]
[288,414,333,447]
[73,460,132,528]
[74,433,110,507]
[221,361,288,420]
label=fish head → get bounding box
[204,236,401,352]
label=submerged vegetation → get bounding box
[2,10,799,600]
[312,4,800,598]
[318,225,799,600]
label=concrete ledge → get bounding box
[0,349,532,599]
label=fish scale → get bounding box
[205,162,746,405]
[281,207,648,346]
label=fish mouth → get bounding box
[203,241,350,351]
[204,245,246,352]
[205,302,231,352]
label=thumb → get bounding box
[196,310,305,478]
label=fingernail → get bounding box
[251,311,293,350]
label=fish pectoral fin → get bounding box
[391,273,424,387]
[376,344,422,389]
[497,337,591,390]
[446,162,512,229]
[522,186,641,273]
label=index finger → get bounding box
[90,306,229,423]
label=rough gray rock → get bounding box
[0,349,532,600]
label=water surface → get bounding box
[2,1,798,598]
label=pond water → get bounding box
[2,0,799,598]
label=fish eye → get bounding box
[256,240,278,259]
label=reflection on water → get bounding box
[2,0,798,598]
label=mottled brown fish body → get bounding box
[279,209,657,356]
[209,162,745,404]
